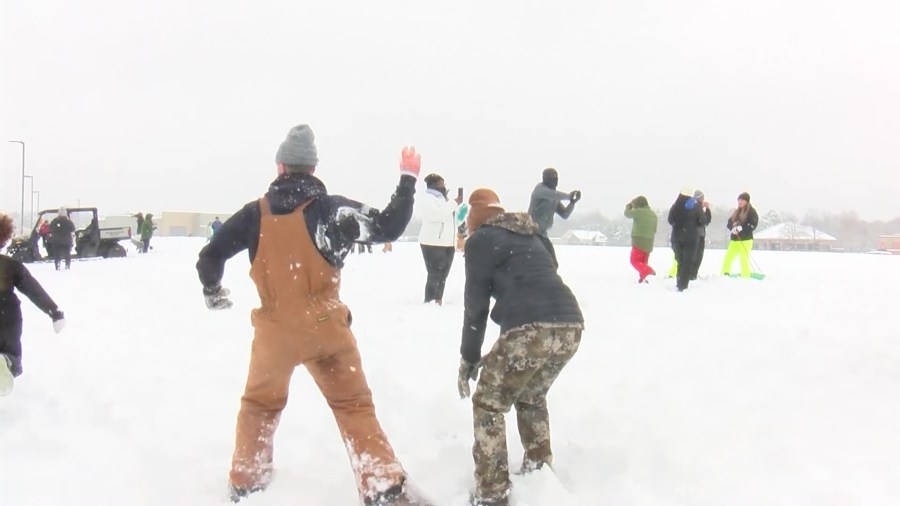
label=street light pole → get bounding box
[33,190,40,217]
[8,140,26,234]
[24,175,34,228]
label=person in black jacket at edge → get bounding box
[0,213,66,396]
[668,187,705,292]
[456,188,584,506]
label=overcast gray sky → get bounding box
[2,0,899,223]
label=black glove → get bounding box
[457,358,482,399]
[569,190,582,203]
[204,285,233,310]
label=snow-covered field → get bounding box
[2,238,899,506]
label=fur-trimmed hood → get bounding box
[483,212,540,235]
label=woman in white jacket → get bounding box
[418,173,461,305]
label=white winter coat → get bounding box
[418,189,458,247]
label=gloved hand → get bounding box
[731,225,743,235]
[399,146,421,179]
[569,190,582,203]
[457,358,482,399]
[204,286,233,310]
[49,309,66,334]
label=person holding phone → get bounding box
[418,173,461,305]
[527,168,581,262]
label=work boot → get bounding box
[366,479,435,506]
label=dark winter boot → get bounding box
[365,480,435,506]
[229,484,266,503]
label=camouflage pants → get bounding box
[471,322,582,501]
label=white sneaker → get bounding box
[0,354,14,397]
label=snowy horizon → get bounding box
[1,238,898,505]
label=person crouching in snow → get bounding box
[0,213,66,396]
[457,189,584,506]
[196,124,431,505]
[624,196,658,283]
[721,192,759,278]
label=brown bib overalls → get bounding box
[230,197,404,499]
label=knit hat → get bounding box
[693,189,705,200]
[58,207,68,218]
[275,125,318,166]
[467,188,505,233]
[680,187,695,197]
[738,192,750,202]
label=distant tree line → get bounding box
[548,207,900,252]
[398,207,900,252]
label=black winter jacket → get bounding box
[727,206,759,241]
[461,212,583,364]
[49,217,75,246]
[196,172,416,291]
[668,194,704,244]
[0,254,59,319]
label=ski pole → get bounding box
[738,239,765,276]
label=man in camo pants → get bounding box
[458,189,584,506]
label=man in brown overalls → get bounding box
[197,125,426,504]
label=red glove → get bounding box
[400,146,421,179]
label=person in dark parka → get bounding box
[667,188,704,292]
[458,188,584,506]
[48,207,76,270]
[689,190,712,280]
[0,213,66,396]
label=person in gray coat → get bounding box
[527,168,581,238]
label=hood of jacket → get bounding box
[483,212,539,235]
[266,172,328,214]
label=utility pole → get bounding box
[8,140,26,234]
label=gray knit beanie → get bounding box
[275,124,318,166]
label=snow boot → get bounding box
[468,492,510,506]
[0,354,14,396]
[229,484,266,503]
[365,480,435,506]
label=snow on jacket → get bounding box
[460,212,584,364]
[418,188,458,247]
[528,183,574,236]
[197,172,415,291]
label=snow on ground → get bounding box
[2,238,899,506]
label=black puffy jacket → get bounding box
[668,194,704,244]
[727,206,759,241]
[460,212,583,363]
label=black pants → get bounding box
[689,238,706,280]
[53,244,72,270]
[420,245,455,303]
[142,238,151,253]
[0,315,24,377]
[671,239,699,291]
